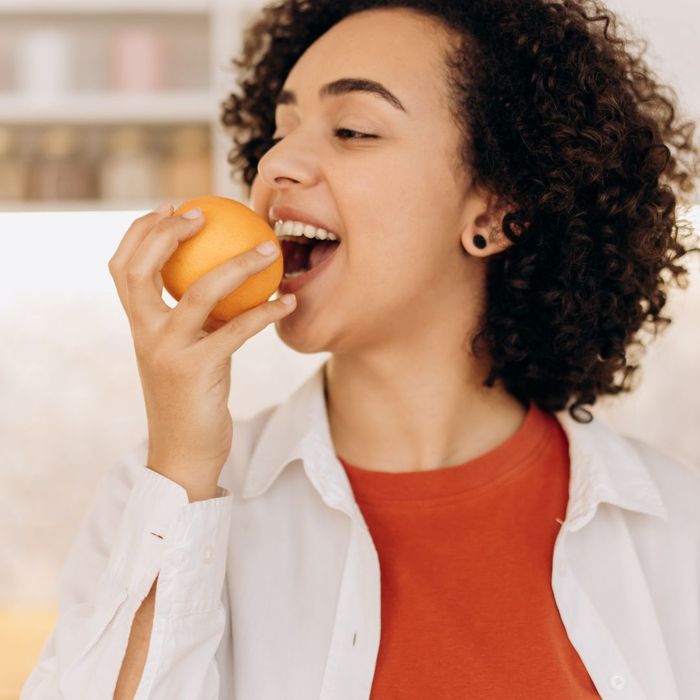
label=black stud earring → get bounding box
[473,234,487,249]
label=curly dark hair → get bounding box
[220,0,700,423]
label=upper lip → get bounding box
[269,205,342,239]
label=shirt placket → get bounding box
[306,455,382,700]
[552,527,662,700]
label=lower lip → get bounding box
[278,242,342,295]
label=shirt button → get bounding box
[609,673,626,690]
[169,548,186,567]
[203,546,214,563]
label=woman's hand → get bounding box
[107,205,295,495]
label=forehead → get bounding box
[282,8,453,115]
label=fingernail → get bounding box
[155,203,173,215]
[183,207,202,219]
[280,293,296,305]
[256,240,277,255]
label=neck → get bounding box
[324,350,528,474]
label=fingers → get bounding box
[108,204,173,315]
[124,210,206,329]
[109,204,291,355]
[196,292,296,361]
[168,243,284,341]
[201,315,228,335]
[108,204,173,276]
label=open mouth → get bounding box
[280,237,341,277]
[277,235,342,295]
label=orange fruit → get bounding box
[161,195,283,322]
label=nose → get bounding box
[256,135,318,191]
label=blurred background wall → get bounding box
[1,0,698,697]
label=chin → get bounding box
[273,314,333,355]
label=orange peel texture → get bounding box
[161,195,283,322]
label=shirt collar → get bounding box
[241,361,338,503]
[241,362,668,530]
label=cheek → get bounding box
[350,230,435,293]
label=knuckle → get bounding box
[230,307,263,333]
[150,218,170,235]
[185,282,213,308]
[221,313,246,334]
[247,248,270,264]
[269,304,287,320]
[126,217,145,232]
[153,217,195,242]
[265,303,285,322]
[126,213,153,234]
[155,214,185,232]
[224,249,247,265]
[223,253,245,270]
[125,266,148,284]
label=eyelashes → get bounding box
[334,129,378,140]
[270,128,378,146]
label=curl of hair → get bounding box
[220,0,700,423]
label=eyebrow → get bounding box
[275,77,409,114]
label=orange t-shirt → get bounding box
[338,401,601,699]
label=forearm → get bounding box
[22,464,232,700]
[113,576,158,700]
[111,475,218,699]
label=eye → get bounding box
[269,129,378,146]
[334,128,378,140]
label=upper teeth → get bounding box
[274,220,339,242]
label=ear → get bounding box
[460,189,517,257]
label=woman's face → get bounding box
[251,8,499,355]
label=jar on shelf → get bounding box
[16,28,73,96]
[100,126,161,201]
[0,126,30,201]
[108,25,167,93]
[27,126,98,201]
[159,125,212,200]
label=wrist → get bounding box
[146,463,222,502]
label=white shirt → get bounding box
[21,361,700,700]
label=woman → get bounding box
[22,1,700,699]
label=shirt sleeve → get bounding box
[20,440,234,700]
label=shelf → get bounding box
[0,0,209,13]
[0,195,250,212]
[0,1,251,208]
[1,199,174,212]
[0,91,221,124]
